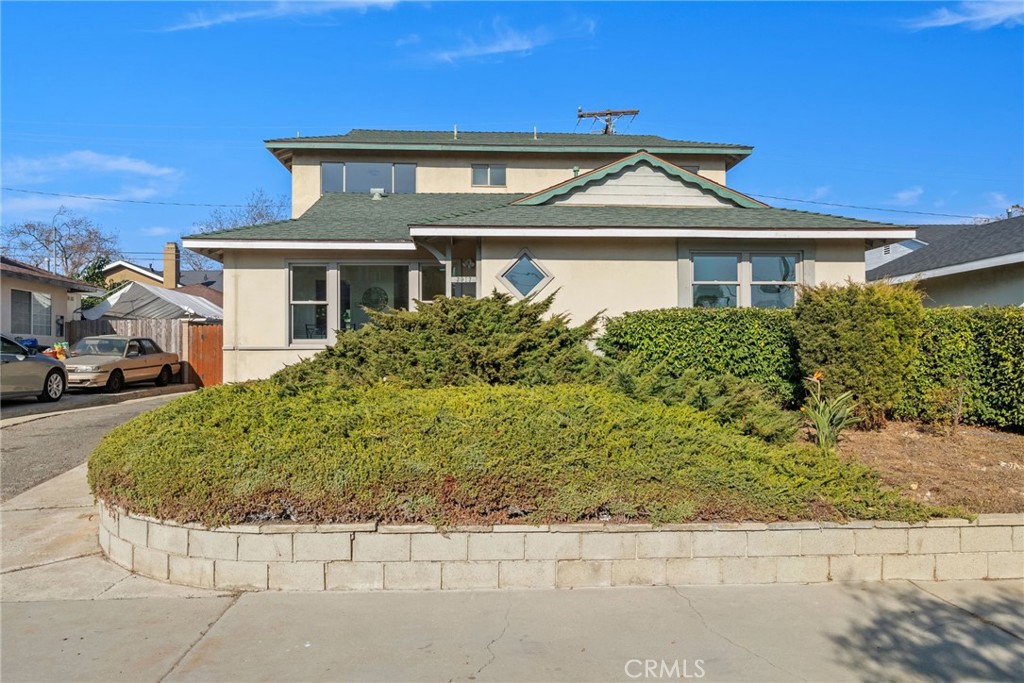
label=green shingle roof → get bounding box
[184,193,524,242]
[185,192,903,244]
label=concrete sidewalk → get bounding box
[2,467,1022,683]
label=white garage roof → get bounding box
[83,281,223,321]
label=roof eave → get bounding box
[409,226,917,240]
[263,140,754,157]
[1,269,105,294]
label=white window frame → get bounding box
[690,251,802,308]
[496,249,553,300]
[289,263,330,344]
[10,289,52,336]
[287,261,424,347]
[471,163,507,187]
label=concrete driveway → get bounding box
[2,466,1022,683]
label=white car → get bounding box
[65,335,180,393]
[0,333,67,402]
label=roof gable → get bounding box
[513,153,767,209]
[102,260,163,282]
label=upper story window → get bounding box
[321,162,416,194]
[472,164,506,187]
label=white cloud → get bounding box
[892,186,925,205]
[431,19,550,64]
[141,226,174,237]
[3,151,178,185]
[164,0,394,32]
[810,186,831,200]
[907,1,1024,30]
[987,191,1009,207]
[395,33,420,47]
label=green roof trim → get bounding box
[417,205,905,230]
[513,152,767,209]
[265,129,754,157]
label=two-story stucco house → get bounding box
[183,129,914,382]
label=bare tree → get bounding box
[1,207,120,276]
[181,188,288,270]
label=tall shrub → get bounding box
[793,281,924,427]
[598,308,800,403]
[270,292,605,391]
[898,308,1024,429]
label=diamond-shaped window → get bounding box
[502,254,548,297]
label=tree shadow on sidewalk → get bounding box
[827,582,1023,682]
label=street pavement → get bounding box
[0,382,193,423]
[2,465,1022,683]
[0,393,186,501]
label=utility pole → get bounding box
[577,107,640,134]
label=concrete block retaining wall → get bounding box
[97,502,1023,592]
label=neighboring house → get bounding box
[103,242,224,295]
[82,281,223,321]
[867,216,1024,307]
[183,128,914,382]
[0,256,104,347]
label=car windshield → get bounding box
[70,338,126,357]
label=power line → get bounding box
[745,193,976,219]
[3,185,985,220]
[1,187,243,208]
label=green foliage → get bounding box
[802,372,863,449]
[271,292,606,392]
[896,308,1024,429]
[598,308,800,403]
[607,361,799,444]
[88,382,942,527]
[793,282,924,427]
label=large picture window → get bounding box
[10,289,51,336]
[321,162,416,194]
[289,263,413,344]
[692,252,800,308]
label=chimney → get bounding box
[163,242,180,289]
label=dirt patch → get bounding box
[839,423,1024,514]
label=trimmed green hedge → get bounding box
[897,308,1024,429]
[599,304,1024,429]
[597,309,800,404]
[793,282,924,427]
[88,382,938,526]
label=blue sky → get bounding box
[2,1,1022,268]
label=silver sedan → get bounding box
[0,333,67,402]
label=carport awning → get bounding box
[83,282,223,321]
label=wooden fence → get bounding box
[67,319,182,357]
[66,319,224,387]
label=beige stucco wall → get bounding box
[480,238,681,323]
[1,277,82,347]
[221,249,439,383]
[916,263,1024,307]
[288,151,729,218]
[221,238,870,382]
[104,266,162,288]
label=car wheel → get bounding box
[104,370,125,394]
[38,369,65,402]
[155,365,172,387]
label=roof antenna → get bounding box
[533,126,538,140]
[453,124,458,141]
[577,107,640,134]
